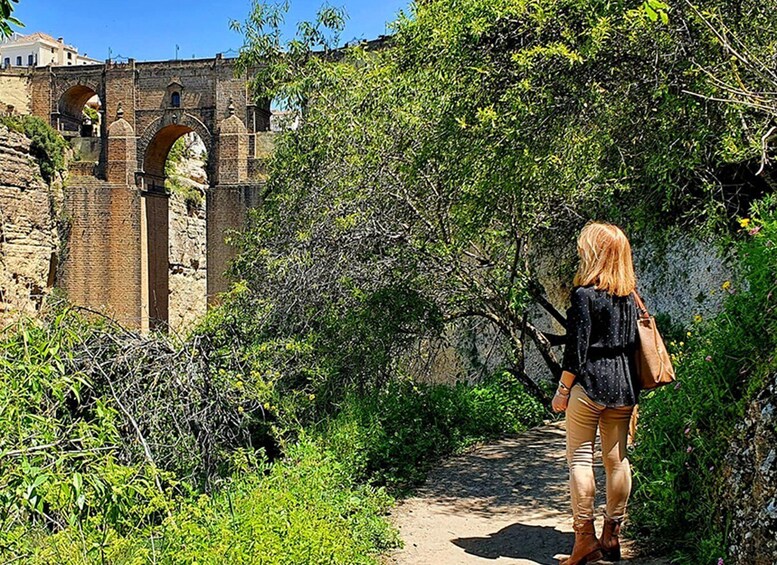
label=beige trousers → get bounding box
[565,383,635,523]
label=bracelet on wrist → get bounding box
[556,389,570,398]
[558,381,571,392]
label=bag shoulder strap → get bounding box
[633,290,650,319]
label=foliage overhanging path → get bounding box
[384,421,669,565]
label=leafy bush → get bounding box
[0,308,399,563]
[10,436,399,564]
[319,373,547,489]
[82,105,99,122]
[0,300,545,562]
[630,195,777,563]
[0,115,68,183]
[0,305,275,503]
[164,134,206,207]
[193,281,448,444]
[165,175,205,208]
[0,310,173,555]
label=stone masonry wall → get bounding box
[206,185,262,303]
[0,125,57,322]
[0,70,31,115]
[59,179,143,328]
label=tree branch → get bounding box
[528,280,568,329]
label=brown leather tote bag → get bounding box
[633,291,676,390]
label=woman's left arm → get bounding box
[553,289,592,411]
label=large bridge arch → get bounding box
[135,118,214,331]
[138,114,213,190]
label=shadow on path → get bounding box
[453,523,573,564]
[385,421,669,564]
[409,424,572,518]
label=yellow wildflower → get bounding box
[693,314,703,323]
[739,218,751,228]
[722,280,732,291]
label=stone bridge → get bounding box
[28,57,274,331]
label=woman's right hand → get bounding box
[552,392,569,413]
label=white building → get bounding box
[0,32,100,68]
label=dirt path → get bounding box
[384,421,669,565]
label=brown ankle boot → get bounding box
[559,519,603,565]
[599,516,622,561]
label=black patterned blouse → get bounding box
[562,285,640,408]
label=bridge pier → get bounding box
[206,185,263,304]
[59,180,145,328]
[140,190,170,332]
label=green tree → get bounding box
[675,0,777,175]
[228,0,777,406]
[1,0,21,37]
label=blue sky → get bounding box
[13,1,410,62]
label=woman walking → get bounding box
[552,222,640,565]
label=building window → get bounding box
[15,56,21,66]
[51,48,55,53]
[67,52,72,60]
[3,58,9,68]
[27,54,34,66]
[171,91,181,108]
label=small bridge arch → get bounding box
[49,71,104,135]
[138,114,214,191]
[58,84,101,134]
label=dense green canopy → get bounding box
[228,0,777,404]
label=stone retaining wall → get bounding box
[0,70,31,115]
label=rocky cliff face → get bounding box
[0,125,58,322]
[720,371,777,565]
[168,190,207,334]
[167,134,208,334]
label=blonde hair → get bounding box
[573,221,636,296]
